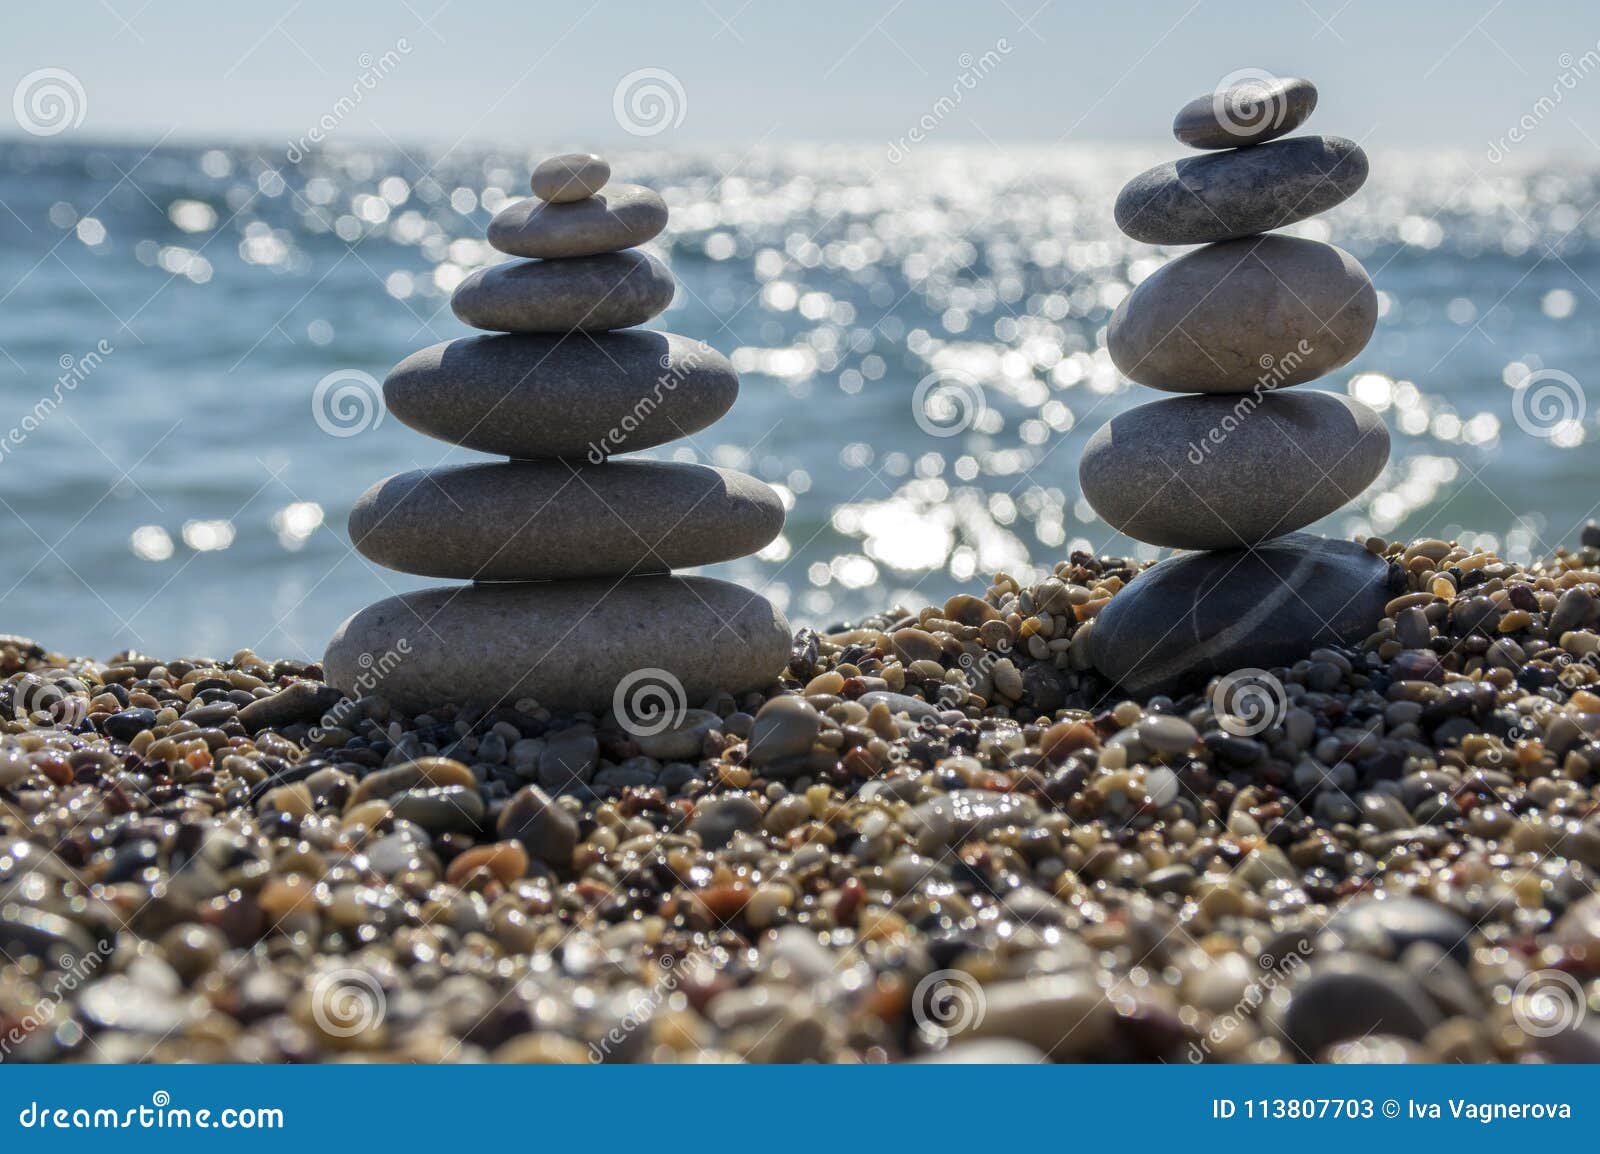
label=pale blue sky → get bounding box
[7,0,1600,151]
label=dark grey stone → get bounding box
[1088,532,1395,697]
[1173,75,1317,149]
[691,794,764,850]
[487,183,667,259]
[384,330,738,460]
[1326,895,1474,963]
[497,784,578,867]
[1079,390,1389,548]
[451,250,675,332]
[349,459,784,581]
[1281,956,1441,1060]
[1108,236,1376,393]
[1115,136,1368,245]
[235,680,345,734]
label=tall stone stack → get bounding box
[325,152,791,714]
[1083,77,1398,696]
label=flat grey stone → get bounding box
[1115,136,1368,245]
[1173,75,1317,149]
[1326,895,1473,963]
[531,152,610,202]
[324,575,791,714]
[1088,532,1396,697]
[349,459,784,581]
[384,330,738,460]
[488,183,667,259]
[1080,390,1389,548]
[451,250,674,333]
[1108,236,1376,393]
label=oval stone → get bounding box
[1080,390,1389,549]
[451,250,675,333]
[324,576,791,714]
[1115,136,1368,245]
[488,183,668,259]
[384,331,738,460]
[1108,236,1376,392]
[1173,76,1317,149]
[349,460,784,581]
[531,152,610,202]
[1088,532,1396,697]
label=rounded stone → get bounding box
[384,330,738,461]
[488,183,668,259]
[1326,895,1474,963]
[1173,75,1317,150]
[1088,532,1396,697]
[1281,956,1441,1059]
[746,696,822,766]
[324,575,790,714]
[1108,236,1376,393]
[531,152,610,203]
[349,460,784,581]
[451,250,675,333]
[1079,390,1389,549]
[1115,136,1368,245]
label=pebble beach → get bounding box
[5,527,1600,1064]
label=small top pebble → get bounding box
[531,152,611,203]
[1173,74,1317,150]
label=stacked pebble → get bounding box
[326,153,791,714]
[1082,77,1397,696]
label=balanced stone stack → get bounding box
[325,152,791,713]
[1083,77,1398,696]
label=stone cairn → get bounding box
[326,152,791,718]
[1082,76,1399,697]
